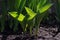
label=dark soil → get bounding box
[0,26,60,40]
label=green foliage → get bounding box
[38,3,52,13]
[7,0,21,11]
[1,0,52,35]
[25,7,36,20]
[9,12,18,18]
[9,1,52,35]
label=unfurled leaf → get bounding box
[9,12,25,22]
[25,7,36,20]
[39,3,52,13]
[9,12,18,18]
[18,13,25,22]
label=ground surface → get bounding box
[0,25,60,40]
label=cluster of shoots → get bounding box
[1,0,52,35]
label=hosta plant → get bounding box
[9,0,52,36]
[7,0,26,31]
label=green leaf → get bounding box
[37,0,47,11]
[42,0,47,5]
[19,0,26,12]
[9,12,25,22]
[14,0,21,10]
[18,13,25,22]
[39,3,52,13]
[9,12,18,18]
[25,7,36,20]
[7,0,21,11]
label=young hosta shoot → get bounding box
[9,9,36,33]
[9,12,26,32]
[39,3,53,13]
[8,0,53,35]
[37,0,52,13]
[7,0,22,31]
[34,0,53,35]
[25,7,36,35]
[25,7,36,20]
[9,12,25,22]
[24,3,52,35]
[9,2,52,34]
